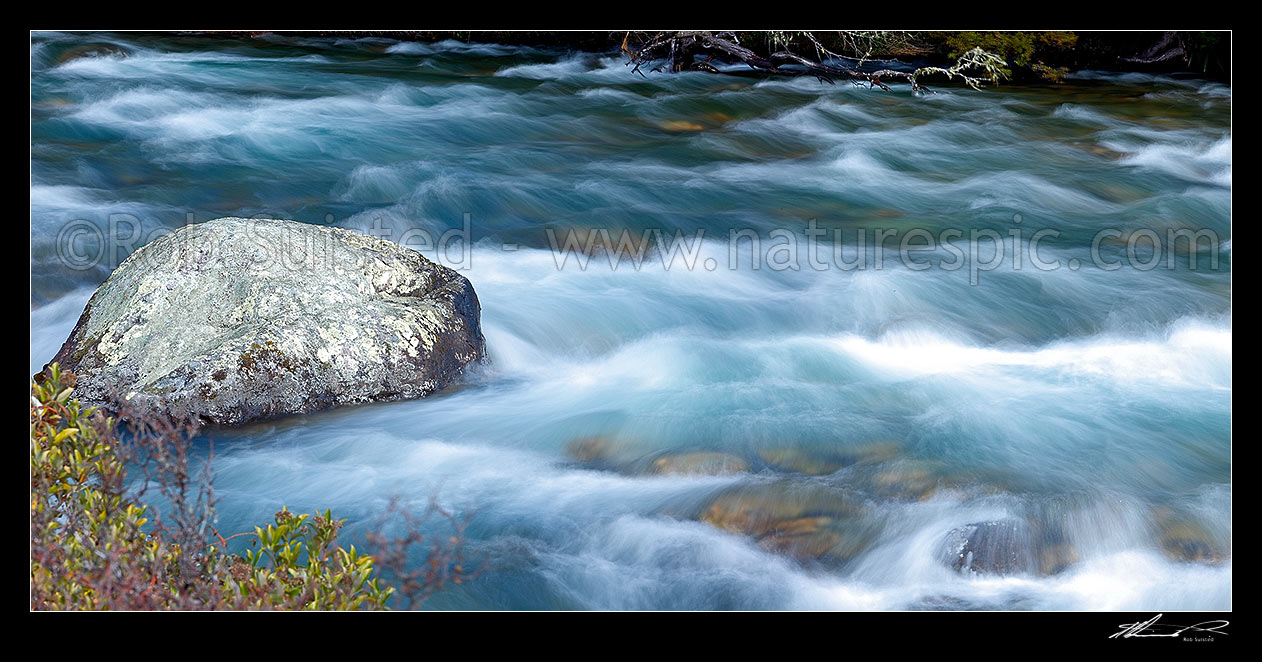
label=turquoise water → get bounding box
[30,32,1230,610]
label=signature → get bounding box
[1110,614,1230,639]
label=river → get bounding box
[30,32,1231,610]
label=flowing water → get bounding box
[30,32,1231,610]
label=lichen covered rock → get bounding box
[43,217,486,425]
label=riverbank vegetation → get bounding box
[615,30,1229,83]
[30,364,471,610]
[225,30,1229,82]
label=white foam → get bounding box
[1045,551,1231,611]
[494,56,595,79]
[30,289,95,374]
[386,40,519,57]
[1119,135,1231,186]
[832,318,1230,387]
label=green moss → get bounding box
[943,31,1078,82]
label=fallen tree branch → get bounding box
[623,31,1007,92]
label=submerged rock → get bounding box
[43,217,486,425]
[907,594,981,611]
[699,482,872,562]
[757,441,901,476]
[757,448,846,476]
[1035,537,1080,576]
[564,439,749,477]
[562,435,650,471]
[1159,524,1223,563]
[658,120,705,132]
[564,435,623,464]
[53,42,131,66]
[1151,508,1227,564]
[850,458,947,502]
[650,451,749,476]
[865,464,942,501]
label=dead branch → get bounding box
[622,31,1007,92]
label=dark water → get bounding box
[30,32,1230,610]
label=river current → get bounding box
[30,32,1231,610]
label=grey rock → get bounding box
[939,519,1037,576]
[43,217,486,425]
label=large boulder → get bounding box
[42,217,487,425]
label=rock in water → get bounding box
[43,217,487,425]
[699,482,873,563]
[939,520,1037,576]
[650,451,749,476]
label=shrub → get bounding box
[30,363,462,610]
[222,508,392,610]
